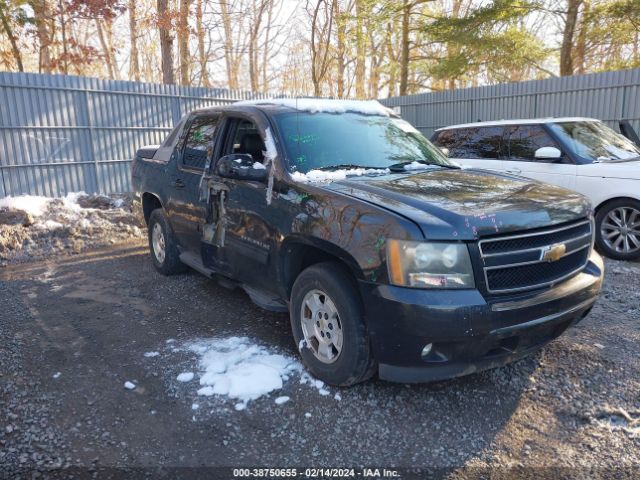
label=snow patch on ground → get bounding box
[291,168,389,183]
[0,192,144,264]
[177,372,195,382]
[235,98,394,117]
[124,381,136,390]
[153,336,345,412]
[144,351,160,358]
[186,337,299,408]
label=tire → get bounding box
[147,209,186,275]
[290,262,375,386]
[595,199,640,261]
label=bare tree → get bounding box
[178,0,191,85]
[0,1,23,71]
[157,0,175,84]
[196,0,209,86]
[219,0,240,89]
[96,17,116,79]
[308,0,335,96]
[129,0,140,81]
[560,0,583,76]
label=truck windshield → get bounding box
[274,112,454,174]
[548,121,640,163]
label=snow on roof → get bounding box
[436,117,601,131]
[234,98,395,116]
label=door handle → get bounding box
[173,179,185,189]
[506,168,522,174]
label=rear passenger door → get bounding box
[503,125,577,190]
[434,127,506,172]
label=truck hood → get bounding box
[579,159,640,180]
[323,168,591,240]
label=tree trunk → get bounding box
[30,0,54,73]
[220,0,238,89]
[574,0,588,74]
[399,0,411,96]
[0,6,24,71]
[178,0,190,85]
[261,0,274,91]
[58,0,68,73]
[96,18,116,79]
[560,0,582,76]
[354,0,366,98]
[157,0,175,84]
[196,0,209,87]
[333,0,345,98]
[248,0,266,92]
[129,0,140,81]
[385,22,397,97]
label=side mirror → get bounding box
[439,147,450,157]
[534,146,562,160]
[216,153,268,181]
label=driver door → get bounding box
[201,116,277,292]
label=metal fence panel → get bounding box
[2,69,639,197]
[0,71,272,197]
[381,68,640,139]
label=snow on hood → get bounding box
[291,168,390,183]
[235,98,394,117]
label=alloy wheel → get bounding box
[152,222,166,264]
[601,206,640,254]
[300,289,343,364]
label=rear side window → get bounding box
[507,125,559,162]
[182,116,218,170]
[434,127,504,159]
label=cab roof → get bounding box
[436,117,601,131]
[191,98,397,117]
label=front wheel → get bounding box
[289,262,375,386]
[595,199,640,261]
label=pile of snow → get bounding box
[145,336,341,412]
[0,192,145,264]
[235,98,394,117]
[291,167,390,183]
[186,337,300,411]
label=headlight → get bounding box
[387,240,475,289]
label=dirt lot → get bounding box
[1,241,639,478]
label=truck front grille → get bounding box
[479,219,593,294]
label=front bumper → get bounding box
[359,250,604,383]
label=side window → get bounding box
[469,127,505,159]
[227,119,266,163]
[182,116,218,170]
[436,127,504,159]
[507,125,559,162]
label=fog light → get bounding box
[421,343,433,357]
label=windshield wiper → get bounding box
[316,163,388,171]
[387,159,459,172]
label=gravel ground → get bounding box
[0,244,638,479]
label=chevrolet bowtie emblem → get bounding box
[541,243,566,262]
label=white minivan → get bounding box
[432,118,640,260]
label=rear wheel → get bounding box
[148,209,186,275]
[290,262,375,386]
[595,199,640,260]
